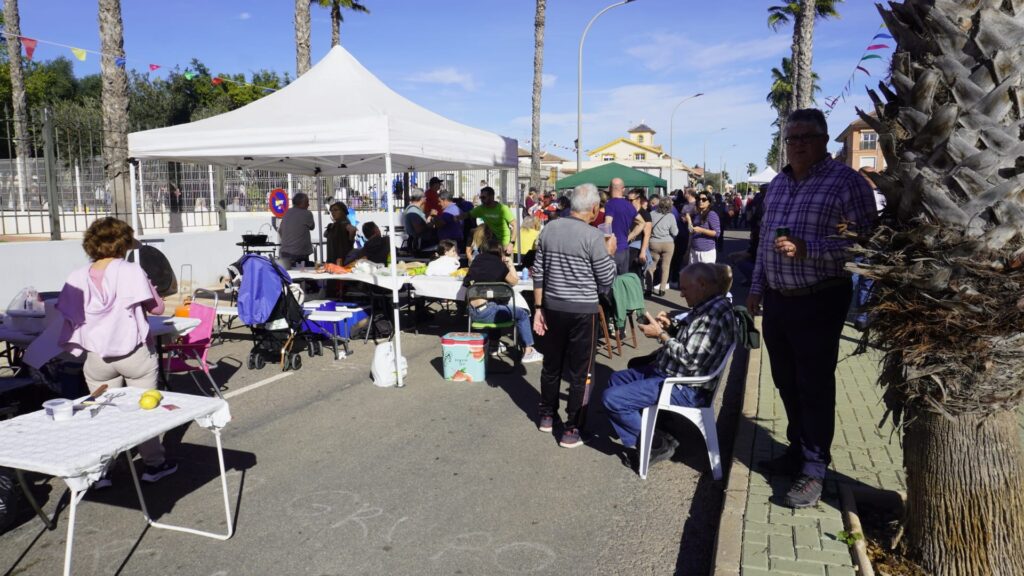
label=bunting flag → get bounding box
[21,37,37,61]
[115,56,126,68]
[873,33,894,40]
[856,66,871,76]
[183,71,195,80]
[860,54,884,61]
[821,24,895,117]
[211,77,223,86]
[866,44,890,50]
[148,64,160,72]
[70,47,87,61]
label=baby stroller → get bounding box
[236,254,320,371]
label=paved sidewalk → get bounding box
[719,326,897,576]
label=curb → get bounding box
[712,317,762,575]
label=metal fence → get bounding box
[0,107,517,238]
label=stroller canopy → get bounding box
[237,255,293,326]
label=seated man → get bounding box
[602,262,736,471]
[344,222,390,266]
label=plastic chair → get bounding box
[163,292,223,399]
[638,340,736,481]
[465,282,517,367]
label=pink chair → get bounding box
[163,300,223,398]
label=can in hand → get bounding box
[775,226,791,238]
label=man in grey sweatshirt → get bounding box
[532,183,617,448]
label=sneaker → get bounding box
[521,349,544,364]
[490,342,509,357]
[93,476,112,490]
[648,433,679,466]
[559,427,583,448]
[757,452,801,477]
[537,413,554,433]
[141,460,178,483]
[782,474,823,509]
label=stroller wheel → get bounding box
[254,354,266,370]
[246,352,256,370]
[308,340,321,358]
[289,354,302,371]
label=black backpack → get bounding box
[733,306,761,350]
[127,245,178,297]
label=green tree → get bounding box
[529,0,546,194]
[857,2,1024,573]
[315,0,369,47]
[746,162,758,177]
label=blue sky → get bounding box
[21,0,887,179]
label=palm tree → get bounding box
[98,0,131,223]
[3,0,29,210]
[856,2,1024,573]
[529,0,546,194]
[295,0,312,76]
[315,0,369,47]
[766,57,820,170]
[746,162,757,178]
[767,1,841,110]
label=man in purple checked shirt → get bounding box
[745,109,877,509]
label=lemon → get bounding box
[142,390,163,402]
[139,395,159,410]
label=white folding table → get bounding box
[0,388,233,576]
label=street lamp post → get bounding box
[720,144,736,195]
[668,92,703,193]
[578,0,638,172]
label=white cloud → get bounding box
[627,33,790,72]
[407,67,477,91]
[542,73,557,88]
[238,12,252,21]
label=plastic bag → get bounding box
[6,287,44,314]
[371,341,407,388]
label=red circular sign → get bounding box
[268,189,289,217]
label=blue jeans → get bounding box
[469,302,533,347]
[602,364,711,449]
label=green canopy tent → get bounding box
[554,162,667,195]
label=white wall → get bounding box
[0,210,404,305]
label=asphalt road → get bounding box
[0,232,752,576]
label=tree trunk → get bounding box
[295,0,312,76]
[786,11,803,116]
[331,3,341,47]
[4,0,29,212]
[777,113,787,170]
[795,0,816,110]
[529,0,546,193]
[98,0,131,226]
[904,410,1024,575]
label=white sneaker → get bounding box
[521,349,544,364]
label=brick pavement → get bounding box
[721,326,896,576]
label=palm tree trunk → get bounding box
[777,112,787,170]
[904,410,1024,575]
[786,12,803,116]
[295,0,312,75]
[3,0,29,212]
[98,0,131,225]
[331,3,341,47]
[529,0,546,193]
[795,0,816,110]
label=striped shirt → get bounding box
[532,216,616,314]
[751,157,877,294]
[656,294,736,390]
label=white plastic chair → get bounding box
[638,341,736,481]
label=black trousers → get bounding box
[539,309,597,430]
[762,280,851,479]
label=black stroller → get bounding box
[235,254,321,371]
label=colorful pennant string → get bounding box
[70,47,86,61]
[211,77,223,86]
[148,64,160,72]
[183,71,195,80]
[822,24,894,117]
[115,56,126,68]
[21,37,37,61]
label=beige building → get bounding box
[516,147,568,191]
[834,116,886,172]
[550,124,693,189]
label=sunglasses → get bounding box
[698,197,710,202]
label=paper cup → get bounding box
[43,399,73,421]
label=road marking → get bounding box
[223,372,294,399]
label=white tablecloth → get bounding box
[0,387,230,492]
[289,269,534,308]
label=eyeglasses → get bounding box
[784,133,827,145]
[698,197,710,202]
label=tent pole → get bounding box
[385,153,404,388]
[128,160,140,262]
[315,172,324,264]
[514,166,521,266]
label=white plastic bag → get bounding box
[6,287,47,334]
[371,341,407,388]
[6,287,44,314]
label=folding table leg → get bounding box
[61,489,86,576]
[126,429,234,541]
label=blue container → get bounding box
[302,301,369,338]
[441,332,487,383]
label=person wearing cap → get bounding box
[425,177,444,218]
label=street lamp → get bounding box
[668,92,704,193]
[720,144,736,195]
[577,0,639,172]
[702,127,726,187]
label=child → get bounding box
[426,239,461,276]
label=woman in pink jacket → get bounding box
[57,217,177,485]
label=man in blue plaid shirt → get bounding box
[603,263,736,472]
[746,109,878,508]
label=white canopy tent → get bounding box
[128,45,518,387]
[748,167,778,185]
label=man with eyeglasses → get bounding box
[746,109,877,509]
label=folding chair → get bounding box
[638,340,736,481]
[163,291,224,399]
[465,282,517,370]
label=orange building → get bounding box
[834,116,886,172]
